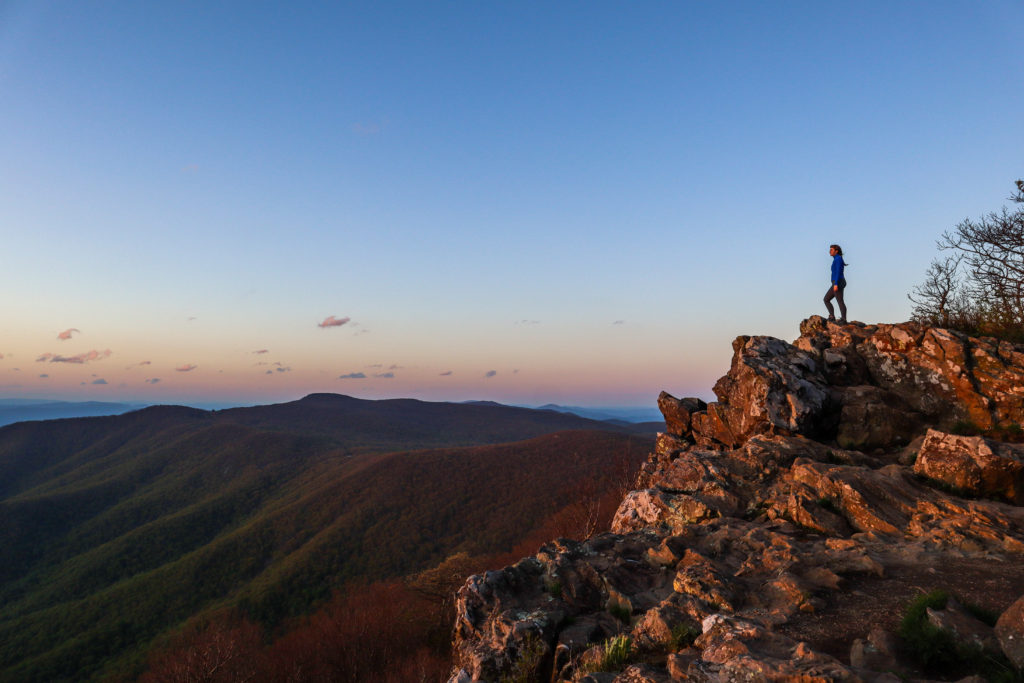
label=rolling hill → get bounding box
[0,394,654,681]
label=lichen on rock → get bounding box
[448,318,1024,682]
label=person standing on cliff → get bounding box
[825,244,848,323]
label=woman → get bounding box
[824,244,848,324]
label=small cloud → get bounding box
[339,372,367,379]
[39,374,49,378]
[176,364,198,372]
[440,370,453,376]
[0,353,4,359]
[374,372,394,379]
[57,328,80,341]
[612,320,625,325]
[145,378,161,384]
[187,316,197,322]
[276,366,292,373]
[388,364,403,370]
[266,370,273,375]
[36,349,112,364]
[515,320,541,326]
[92,378,108,385]
[485,370,497,378]
[318,315,351,329]
[253,349,269,354]
[513,369,520,374]
[367,363,383,369]
[126,360,152,369]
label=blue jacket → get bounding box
[831,254,847,285]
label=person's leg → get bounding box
[836,282,847,322]
[824,286,837,319]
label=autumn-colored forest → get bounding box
[140,464,635,682]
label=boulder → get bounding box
[657,392,706,438]
[914,429,1024,503]
[690,336,830,448]
[995,594,1024,668]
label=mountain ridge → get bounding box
[0,394,652,681]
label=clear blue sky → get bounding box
[1,1,1022,407]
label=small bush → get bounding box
[950,420,981,436]
[899,590,1023,682]
[608,604,631,624]
[544,579,563,598]
[669,623,700,650]
[499,634,546,683]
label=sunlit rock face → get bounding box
[448,318,1024,683]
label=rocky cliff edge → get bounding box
[447,317,1024,682]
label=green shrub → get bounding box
[899,590,1024,682]
[544,579,563,598]
[577,635,633,674]
[608,603,631,624]
[499,634,546,683]
[669,622,700,650]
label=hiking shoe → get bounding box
[827,316,836,322]
[838,318,848,324]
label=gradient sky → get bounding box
[1,1,1022,408]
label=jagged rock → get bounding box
[914,429,1024,503]
[449,319,1024,683]
[690,336,829,448]
[657,392,706,438]
[834,385,924,450]
[850,625,901,673]
[995,594,1024,668]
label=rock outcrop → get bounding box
[449,318,1024,682]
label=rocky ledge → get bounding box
[447,318,1024,682]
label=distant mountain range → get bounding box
[0,393,654,681]
[0,399,147,427]
[0,397,662,428]
[532,402,663,424]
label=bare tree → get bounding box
[908,254,966,326]
[910,180,1024,338]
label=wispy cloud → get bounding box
[125,360,152,369]
[92,378,108,385]
[175,364,198,372]
[485,370,497,378]
[253,349,269,354]
[440,370,453,376]
[612,320,625,325]
[318,315,351,329]
[515,320,541,325]
[339,372,366,379]
[57,328,80,341]
[388,364,403,370]
[0,353,5,360]
[275,366,292,373]
[146,378,161,384]
[36,349,112,364]
[374,372,394,379]
[39,374,48,378]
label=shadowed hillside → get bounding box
[0,394,652,681]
